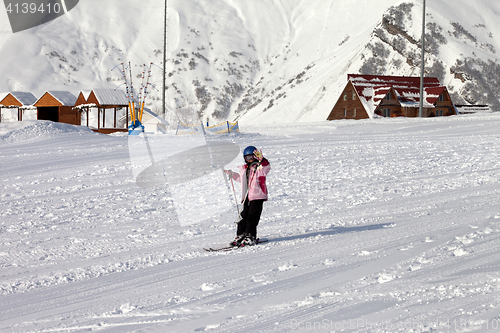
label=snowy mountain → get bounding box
[0,0,499,126]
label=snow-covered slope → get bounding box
[0,0,499,126]
[1,115,500,332]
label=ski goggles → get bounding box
[244,154,255,162]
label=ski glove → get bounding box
[254,149,263,162]
[223,169,234,178]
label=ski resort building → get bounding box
[34,91,79,125]
[327,74,456,120]
[0,89,168,134]
[0,92,37,122]
[74,89,130,134]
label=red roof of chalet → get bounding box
[348,74,441,88]
[348,74,445,108]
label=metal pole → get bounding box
[162,0,167,118]
[418,0,426,117]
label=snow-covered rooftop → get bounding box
[11,92,37,106]
[36,91,78,106]
[349,74,441,88]
[349,74,448,111]
[0,92,37,106]
[92,89,129,106]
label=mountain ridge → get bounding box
[0,0,498,126]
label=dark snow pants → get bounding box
[237,199,264,238]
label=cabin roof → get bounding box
[34,91,78,106]
[0,91,37,106]
[92,89,129,106]
[349,75,447,112]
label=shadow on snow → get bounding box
[268,223,393,243]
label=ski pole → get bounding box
[230,177,241,218]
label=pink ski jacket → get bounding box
[230,158,271,202]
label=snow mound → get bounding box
[0,120,95,143]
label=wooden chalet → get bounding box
[74,89,129,134]
[0,91,37,122]
[327,74,456,120]
[34,91,79,125]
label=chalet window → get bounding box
[382,108,391,117]
[353,109,356,118]
[438,94,445,101]
[384,93,391,100]
[343,93,347,101]
[344,109,347,117]
[436,109,444,116]
[352,91,356,100]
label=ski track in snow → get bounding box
[1,116,500,332]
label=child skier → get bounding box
[224,146,271,246]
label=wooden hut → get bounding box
[74,89,129,134]
[34,91,79,125]
[327,75,456,120]
[0,92,37,122]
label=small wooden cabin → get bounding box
[74,89,129,134]
[327,75,456,120]
[34,91,79,125]
[0,92,37,121]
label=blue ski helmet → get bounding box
[243,145,257,157]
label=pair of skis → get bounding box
[204,239,268,252]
